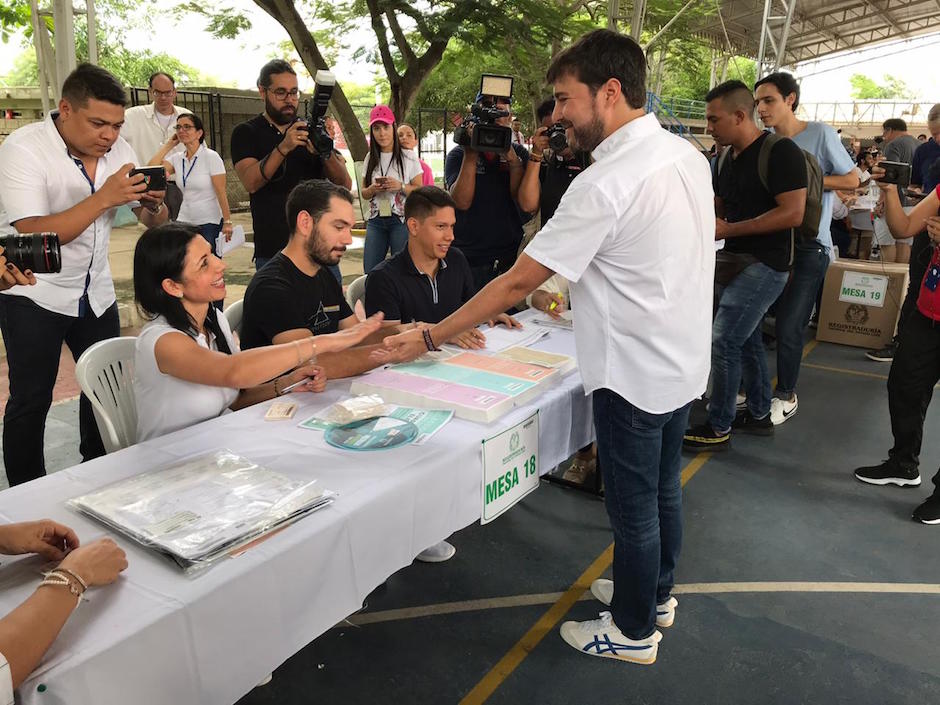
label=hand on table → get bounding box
[59,538,127,587]
[0,519,79,561]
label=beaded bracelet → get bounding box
[422,328,439,352]
[40,569,86,601]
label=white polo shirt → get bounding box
[524,113,715,414]
[0,651,12,705]
[0,112,140,317]
[169,143,226,225]
[121,102,190,174]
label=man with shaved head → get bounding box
[684,79,807,452]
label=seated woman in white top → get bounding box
[0,520,126,696]
[132,223,383,442]
[149,113,233,258]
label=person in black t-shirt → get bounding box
[684,80,807,453]
[240,180,418,378]
[444,92,529,291]
[365,186,519,349]
[231,60,351,271]
[518,98,591,227]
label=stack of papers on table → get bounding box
[68,450,334,572]
[497,346,577,375]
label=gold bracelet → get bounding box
[40,570,85,601]
[291,340,303,367]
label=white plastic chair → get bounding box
[224,298,244,335]
[345,274,368,312]
[74,337,138,454]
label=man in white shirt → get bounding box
[0,63,168,486]
[121,72,190,219]
[381,29,715,665]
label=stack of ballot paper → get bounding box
[68,450,334,572]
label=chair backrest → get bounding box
[224,298,244,335]
[74,337,138,454]
[345,274,368,312]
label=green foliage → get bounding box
[849,73,916,100]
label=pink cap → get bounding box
[369,105,396,126]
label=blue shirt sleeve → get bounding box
[444,146,465,190]
[823,124,854,177]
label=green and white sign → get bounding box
[839,271,888,308]
[481,411,540,524]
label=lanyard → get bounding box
[181,155,198,188]
[69,150,96,316]
[70,152,96,194]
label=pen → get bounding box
[280,375,317,394]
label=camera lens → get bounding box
[0,233,62,274]
[548,124,568,152]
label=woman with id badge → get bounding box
[360,105,423,273]
[853,176,940,524]
[150,114,233,262]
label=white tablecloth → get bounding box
[0,319,593,705]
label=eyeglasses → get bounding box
[151,89,175,98]
[175,125,195,132]
[266,87,300,100]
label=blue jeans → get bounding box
[197,220,223,255]
[709,262,789,431]
[593,389,691,639]
[775,243,829,397]
[363,216,409,273]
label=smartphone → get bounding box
[877,161,911,187]
[129,166,167,191]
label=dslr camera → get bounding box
[453,74,514,154]
[546,123,568,152]
[300,70,336,156]
[0,232,62,274]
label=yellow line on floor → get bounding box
[459,449,710,705]
[346,581,940,629]
[802,362,889,381]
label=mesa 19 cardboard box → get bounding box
[816,258,909,349]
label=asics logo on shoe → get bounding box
[583,634,651,655]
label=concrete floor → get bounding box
[234,339,940,705]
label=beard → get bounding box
[305,225,344,268]
[265,96,297,126]
[569,106,605,153]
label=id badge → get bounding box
[925,260,940,292]
[378,197,392,217]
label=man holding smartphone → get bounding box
[0,63,168,487]
[231,60,351,271]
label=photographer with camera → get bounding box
[0,63,168,487]
[232,60,351,272]
[445,82,530,292]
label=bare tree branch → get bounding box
[384,7,416,65]
[365,0,401,82]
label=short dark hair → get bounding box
[754,71,800,110]
[404,186,457,222]
[177,113,206,144]
[258,59,295,89]
[546,29,647,110]
[705,80,756,119]
[61,63,126,108]
[149,72,176,88]
[286,180,354,235]
[536,98,556,123]
[883,118,907,132]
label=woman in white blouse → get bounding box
[150,113,233,256]
[132,223,382,442]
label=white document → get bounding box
[216,225,246,257]
[457,324,549,353]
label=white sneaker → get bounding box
[415,540,456,563]
[560,611,662,664]
[706,393,747,413]
[769,394,798,425]
[591,579,678,628]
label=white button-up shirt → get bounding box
[524,112,716,414]
[121,102,190,175]
[0,111,140,316]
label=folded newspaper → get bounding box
[68,450,334,572]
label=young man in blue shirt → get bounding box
[754,72,858,424]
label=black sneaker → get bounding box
[865,342,896,362]
[732,409,774,436]
[854,460,921,487]
[683,423,731,452]
[912,495,940,525]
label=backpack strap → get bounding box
[756,131,781,194]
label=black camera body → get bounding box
[0,232,62,274]
[453,74,514,154]
[878,160,911,187]
[547,123,568,152]
[301,70,336,156]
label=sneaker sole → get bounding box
[854,473,921,487]
[656,614,674,628]
[560,627,658,665]
[865,354,893,362]
[683,440,731,452]
[914,515,940,525]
